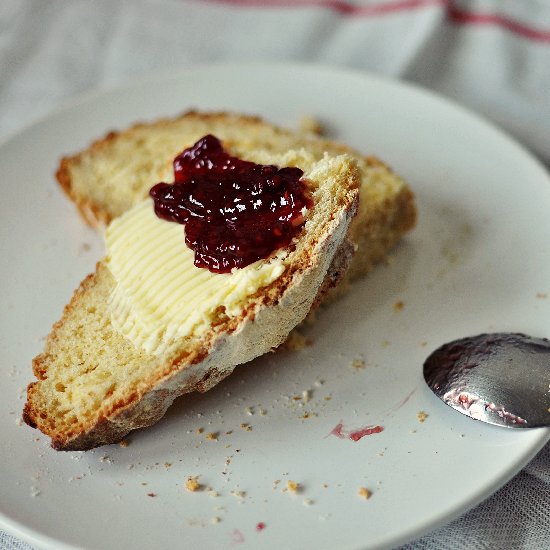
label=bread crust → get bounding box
[26,151,360,450]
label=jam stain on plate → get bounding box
[329,422,384,441]
[150,135,312,273]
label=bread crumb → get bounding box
[196,427,204,434]
[536,292,547,299]
[286,480,300,494]
[358,487,372,500]
[185,476,203,492]
[417,411,429,423]
[206,432,218,441]
[208,490,220,497]
[393,300,405,312]
[284,329,312,351]
[231,490,246,499]
[240,423,252,431]
[78,243,92,256]
[211,516,221,524]
[303,498,314,506]
[350,358,365,370]
[119,440,129,448]
[298,115,325,135]
[244,406,254,416]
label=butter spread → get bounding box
[105,198,287,355]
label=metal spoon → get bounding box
[423,333,550,428]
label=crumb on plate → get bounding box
[185,476,203,492]
[284,329,312,351]
[358,487,372,500]
[298,115,325,135]
[393,300,405,312]
[287,480,300,494]
[417,411,429,423]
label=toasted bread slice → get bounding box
[24,151,360,450]
[56,111,416,288]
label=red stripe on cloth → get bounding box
[208,0,550,43]
[447,5,550,43]
[212,0,444,16]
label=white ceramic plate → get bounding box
[1,63,549,550]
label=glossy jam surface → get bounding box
[149,135,312,273]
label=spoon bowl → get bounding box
[423,333,550,428]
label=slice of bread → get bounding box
[24,150,361,450]
[56,111,416,289]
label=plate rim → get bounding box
[1,61,549,550]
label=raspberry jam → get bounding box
[149,135,312,273]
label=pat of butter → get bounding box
[105,198,287,355]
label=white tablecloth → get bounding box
[1,1,549,548]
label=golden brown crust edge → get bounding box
[56,158,110,228]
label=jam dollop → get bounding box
[149,135,312,273]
